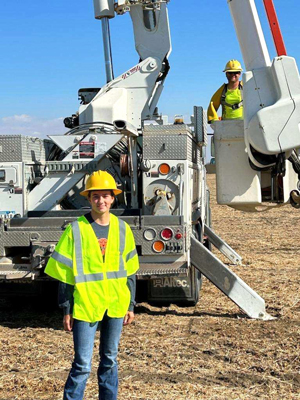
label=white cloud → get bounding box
[2,114,33,123]
[0,115,66,138]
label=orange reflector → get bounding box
[152,240,165,253]
[159,163,170,175]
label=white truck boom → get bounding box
[1,0,298,320]
[80,1,171,133]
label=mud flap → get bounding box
[147,268,202,306]
[190,236,274,320]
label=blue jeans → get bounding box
[63,313,124,400]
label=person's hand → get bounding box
[123,311,134,326]
[63,314,74,332]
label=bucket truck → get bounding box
[1,0,298,320]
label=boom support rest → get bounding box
[190,237,274,320]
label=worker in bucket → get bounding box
[207,59,243,123]
[45,170,139,400]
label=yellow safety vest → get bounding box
[45,214,139,322]
[207,83,243,123]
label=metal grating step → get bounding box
[0,271,35,280]
[0,264,36,280]
[137,262,188,277]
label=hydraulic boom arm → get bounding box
[78,0,171,135]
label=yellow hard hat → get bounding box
[80,170,122,197]
[223,59,243,72]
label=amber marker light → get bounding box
[158,163,170,175]
[152,240,165,253]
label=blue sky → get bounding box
[1,0,300,136]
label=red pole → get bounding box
[263,0,287,56]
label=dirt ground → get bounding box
[0,174,299,400]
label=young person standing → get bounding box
[45,170,139,400]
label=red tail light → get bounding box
[161,228,173,241]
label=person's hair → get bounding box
[88,190,115,199]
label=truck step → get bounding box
[137,262,187,277]
[0,264,37,280]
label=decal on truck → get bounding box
[122,65,140,80]
[152,277,189,288]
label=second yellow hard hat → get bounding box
[223,59,243,72]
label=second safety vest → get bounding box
[45,214,139,322]
[207,82,243,123]
[220,83,243,120]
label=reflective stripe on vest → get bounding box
[106,218,126,279]
[126,248,137,262]
[51,250,73,269]
[72,218,127,284]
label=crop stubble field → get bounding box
[0,174,299,400]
